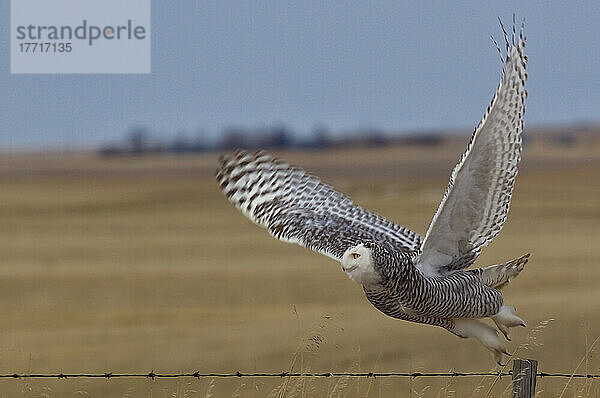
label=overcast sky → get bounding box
[1,1,599,149]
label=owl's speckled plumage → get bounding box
[216,23,529,365]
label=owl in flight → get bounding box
[217,23,528,365]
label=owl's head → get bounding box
[341,243,381,287]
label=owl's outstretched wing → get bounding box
[416,26,527,277]
[216,150,421,261]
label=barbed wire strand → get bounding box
[0,371,598,380]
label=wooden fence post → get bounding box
[512,358,538,398]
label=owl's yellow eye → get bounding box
[351,253,360,259]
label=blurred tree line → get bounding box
[97,121,600,157]
[100,124,386,156]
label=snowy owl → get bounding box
[216,24,528,365]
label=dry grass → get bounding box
[0,139,599,397]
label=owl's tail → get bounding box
[472,253,531,290]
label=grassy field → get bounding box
[0,140,599,397]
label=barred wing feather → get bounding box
[416,30,527,277]
[216,151,422,261]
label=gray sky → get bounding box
[1,1,599,149]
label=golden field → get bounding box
[0,139,599,397]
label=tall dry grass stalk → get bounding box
[558,334,600,398]
[203,379,215,398]
[269,315,347,398]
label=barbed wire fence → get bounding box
[1,370,598,379]
[3,360,599,398]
